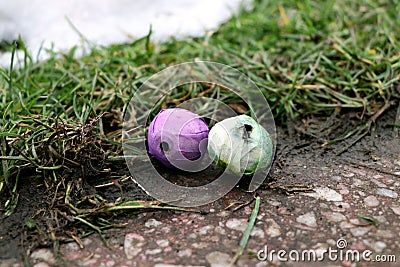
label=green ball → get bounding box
[207,115,273,175]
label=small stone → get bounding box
[145,218,163,228]
[83,238,93,246]
[370,178,387,188]
[250,227,265,239]
[350,227,372,237]
[206,251,231,267]
[376,230,393,238]
[80,258,97,266]
[264,219,281,237]
[374,216,387,223]
[30,249,56,265]
[391,206,400,216]
[376,188,398,198]
[352,178,365,187]
[323,211,347,222]
[339,221,353,229]
[303,187,343,202]
[177,249,192,257]
[339,189,349,195]
[0,258,22,267]
[199,225,214,235]
[226,218,247,231]
[192,242,208,249]
[331,202,350,211]
[161,226,171,233]
[215,226,226,235]
[156,239,169,247]
[187,233,197,239]
[332,175,342,181]
[217,210,230,217]
[145,248,162,255]
[33,263,51,267]
[373,241,387,253]
[296,212,317,228]
[342,171,355,178]
[363,195,380,207]
[124,233,145,259]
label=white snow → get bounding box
[0,0,249,67]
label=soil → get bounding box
[1,105,399,266]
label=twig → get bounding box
[231,196,260,265]
[336,99,392,156]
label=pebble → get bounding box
[145,219,163,228]
[199,225,214,235]
[192,242,208,249]
[250,227,265,239]
[0,258,22,267]
[187,233,197,239]
[391,206,400,216]
[124,233,145,259]
[205,251,231,267]
[370,178,387,188]
[376,188,398,198]
[331,202,350,211]
[79,258,98,266]
[145,248,162,255]
[32,263,51,267]
[30,249,56,266]
[105,260,115,267]
[350,227,372,237]
[376,230,394,238]
[303,187,343,202]
[323,211,347,222]
[226,218,247,231]
[264,219,281,237]
[342,171,355,178]
[177,249,192,257]
[161,226,171,233]
[352,178,364,187]
[217,210,230,217]
[296,212,317,228]
[215,226,226,235]
[373,241,387,253]
[153,265,204,267]
[339,221,353,230]
[363,195,380,207]
[339,188,350,195]
[156,239,169,247]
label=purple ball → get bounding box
[147,108,209,168]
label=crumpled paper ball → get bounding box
[147,108,209,168]
[207,114,273,175]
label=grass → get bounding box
[0,0,399,253]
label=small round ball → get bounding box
[207,115,273,175]
[147,108,209,168]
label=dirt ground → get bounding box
[1,106,400,267]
